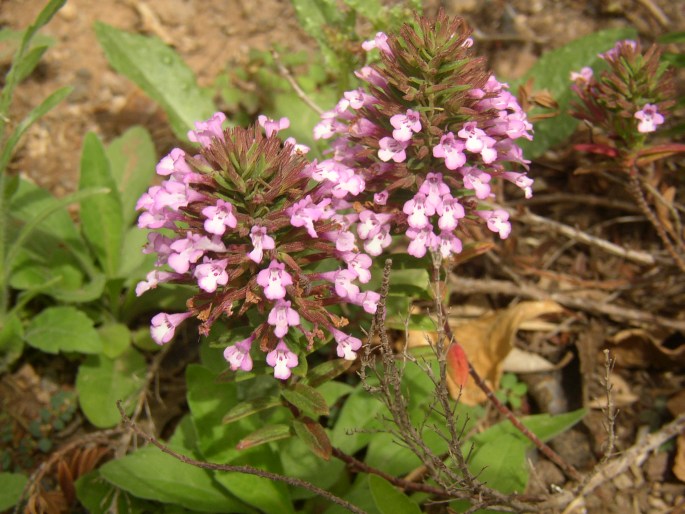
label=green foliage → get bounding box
[24,306,102,354]
[76,348,146,427]
[466,409,586,494]
[0,472,28,511]
[94,22,216,140]
[369,474,422,514]
[515,27,637,158]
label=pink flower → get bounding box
[288,196,329,238]
[224,335,254,372]
[374,190,389,205]
[436,195,465,231]
[378,137,409,163]
[459,167,492,200]
[570,67,593,83]
[418,173,450,209]
[266,340,299,380]
[135,270,176,297]
[168,233,226,274]
[284,137,310,155]
[634,104,664,133]
[343,89,375,110]
[187,112,226,147]
[248,226,276,264]
[390,110,422,142]
[357,210,392,240]
[362,32,392,55]
[342,252,373,283]
[458,122,497,163]
[267,300,301,338]
[202,199,237,235]
[321,269,360,300]
[406,227,437,258]
[156,148,192,177]
[432,133,466,170]
[436,231,463,258]
[351,291,380,314]
[150,312,192,345]
[403,193,435,229]
[364,227,392,256]
[331,328,362,360]
[194,258,229,293]
[256,260,293,300]
[477,209,511,239]
[501,171,533,199]
[258,115,290,137]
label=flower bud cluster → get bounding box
[570,39,675,148]
[136,114,377,379]
[311,12,533,260]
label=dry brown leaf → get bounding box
[608,329,685,369]
[667,390,685,417]
[674,433,685,483]
[502,347,556,373]
[407,300,564,405]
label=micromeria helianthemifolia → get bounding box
[136,113,378,379]
[570,39,675,149]
[311,12,534,261]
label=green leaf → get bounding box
[467,409,586,493]
[222,396,282,425]
[303,358,353,388]
[236,424,292,450]
[331,387,383,454]
[24,306,102,354]
[106,125,156,227]
[117,226,154,280]
[514,27,637,158]
[76,470,153,514]
[0,86,73,174]
[279,436,346,500]
[5,185,107,278]
[369,475,421,514]
[76,348,146,428]
[342,0,383,23]
[0,313,23,372]
[281,383,329,417]
[98,322,131,359]
[212,446,296,514]
[292,419,332,460]
[79,132,124,277]
[99,446,252,512]
[94,22,216,140]
[14,45,49,82]
[0,472,28,511]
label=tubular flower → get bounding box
[311,12,534,261]
[570,39,675,149]
[137,115,374,379]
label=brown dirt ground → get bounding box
[1,1,685,513]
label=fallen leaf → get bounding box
[502,347,557,373]
[675,433,685,483]
[608,329,685,369]
[407,300,565,405]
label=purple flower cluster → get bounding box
[570,39,674,145]
[136,115,376,379]
[311,14,533,261]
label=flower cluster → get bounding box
[570,39,675,148]
[311,12,533,261]
[136,114,377,379]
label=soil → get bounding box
[1,0,684,513]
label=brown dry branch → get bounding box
[600,349,618,462]
[548,412,685,513]
[272,50,324,116]
[357,259,542,512]
[627,173,685,273]
[447,275,685,332]
[116,402,367,514]
[516,209,659,267]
